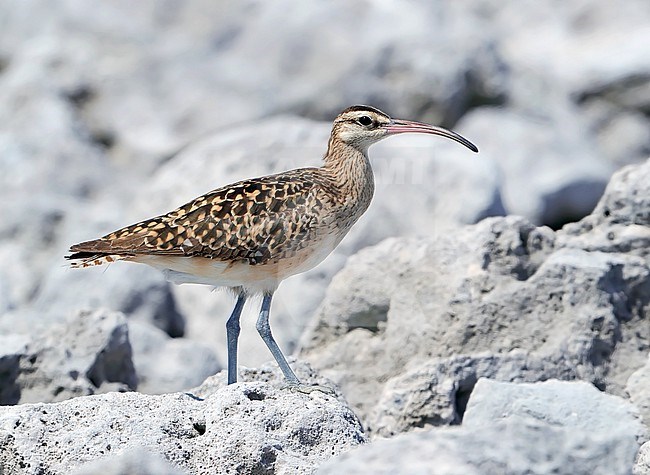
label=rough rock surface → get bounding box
[628,354,650,430]
[0,309,136,405]
[559,156,650,254]
[0,307,221,400]
[319,379,645,475]
[464,379,647,443]
[300,159,650,436]
[636,442,650,475]
[70,448,186,475]
[320,421,631,475]
[0,364,364,475]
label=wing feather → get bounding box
[67,168,336,266]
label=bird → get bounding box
[66,105,478,391]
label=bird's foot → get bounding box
[282,381,335,395]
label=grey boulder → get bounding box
[300,159,650,436]
[627,354,650,430]
[464,378,647,443]
[319,379,645,475]
[0,309,136,405]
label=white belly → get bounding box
[131,233,341,294]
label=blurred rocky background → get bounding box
[0,0,649,473]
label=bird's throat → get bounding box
[323,140,375,219]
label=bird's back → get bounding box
[68,168,347,270]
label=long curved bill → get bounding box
[384,119,479,153]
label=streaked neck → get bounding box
[322,137,375,205]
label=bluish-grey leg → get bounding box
[226,293,247,384]
[256,293,301,385]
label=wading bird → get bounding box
[67,105,478,391]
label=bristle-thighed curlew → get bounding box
[67,105,478,390]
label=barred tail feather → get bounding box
[66,252,128,268]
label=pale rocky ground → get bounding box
[299,161,650,436]
[1,363,366,475]
[1,0,649,473]
[318,379,647,475]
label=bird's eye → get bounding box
[357,116,373,126]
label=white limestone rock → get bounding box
[0,374,365,475]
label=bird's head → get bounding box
[332,105,478,153]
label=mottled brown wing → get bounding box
[68,169,334,265]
